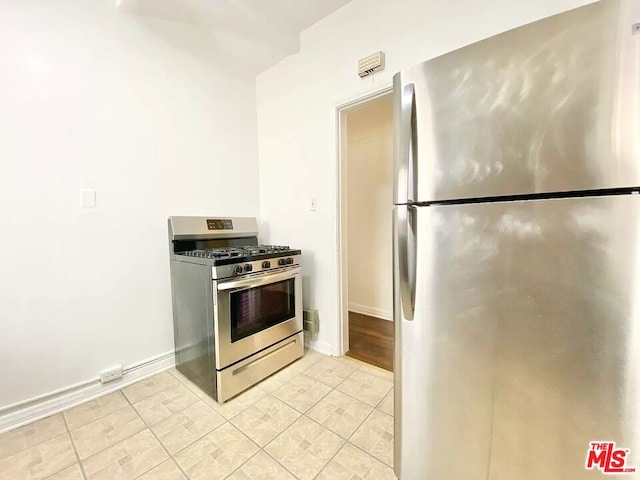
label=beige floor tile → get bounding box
[350,410,394,467]
[230,395,300,447]
[264,416,343,480]
[334,356,368,369]
[316,442,397,480]
[168,370,220,408]
[208,386,267,420]
[64,391,129,430]
[336,369,393,407]
[288,350,325,372]
[358,363,394,383]
[0,433,76,480]
[70,405,146,459]
[122,371,179,404]
[303,357,357,388]
[306,390,373,439]
[151,401,225,454]
[226,451,295,480]
[257,366,299,393]
[81,429,167,480]
[174,423,258,480]
[133,384,199,426]
[377,389,394,416]
[45,464,84,480]
[0,414,67,460]
[168,369,201,392]
[137,459,186,479]
[271,374,331,413]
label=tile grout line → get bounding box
[71,418,150,471]
[301,411,348,480]
[169,368,272,424]
[65,397,133,432]
[235,392,303,478]
[346,439,396,472]
[161,418,228,458]
[121,371,182,405]
[69,396,165,463]
[232,355,330,479]
[0,415,73,463]
[49,375,188,475]
[274,372,333,415]
[314,369,393,412]
[262,445,304,479]
[260,386,350,480]
[32,432,81,480]
[121,389,192,480]
[6,352,392,480]
[221,448,264,480]
[344,398,396,470]
[284,365,395,480]
[61,413,89,480]
[102,353,389,478]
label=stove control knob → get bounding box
[262,261,271,269]
[233,265,244,275]
[278,258,286,266]
[243,264,253,273]
[286,258,293,265]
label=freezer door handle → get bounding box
[394,80,417,204]
[397,205,417,320]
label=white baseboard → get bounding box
[0,350,175,434]
[348,303,393,321]
[303,336,333,356]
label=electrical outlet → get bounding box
[99,365,123,384]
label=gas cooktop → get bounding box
[180,245,292,260]
[169,217,301,279]
[177,244,301,266]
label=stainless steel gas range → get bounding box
[168,216,303,402]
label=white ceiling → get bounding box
[117,0,352,74]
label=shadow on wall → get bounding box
[301,251,316,310]
[117,3,297,76]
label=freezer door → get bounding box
[393,0,640,204]
[394,195,640,479]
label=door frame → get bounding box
[335,82,393,355]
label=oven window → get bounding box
[230,279,295,342]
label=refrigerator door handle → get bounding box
[394,81,417,204]
[397,205,417,320]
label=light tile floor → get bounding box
[0,350,396,480]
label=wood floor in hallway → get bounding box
[346,311,394,371]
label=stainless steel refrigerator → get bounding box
[392,1,640,478]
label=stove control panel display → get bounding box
[207,219,233,230]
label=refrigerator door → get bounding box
[393,0,640,205]
[394,194,640,479]
[394,203,497,480]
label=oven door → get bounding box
[213,266,303,369]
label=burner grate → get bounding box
[179,245,292,260]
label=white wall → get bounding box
[256,0,596,355]
[0,0,258,408]
[346,97,393,321]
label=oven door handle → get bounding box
[217,267,300,291]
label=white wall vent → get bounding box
[358,51,385,78]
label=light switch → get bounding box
[310,197,317,211]
[81,189,96,209]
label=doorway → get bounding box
[338,90,394,371]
